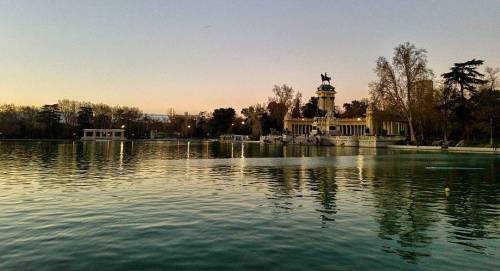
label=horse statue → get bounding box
[321,73,332,85]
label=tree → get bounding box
[266,101,288,131]
[241,104,267,139]
[442,59,486,139]
[436,83,455,142]
[77,106,94,131]
[0,104,20,138]
[58,99,80,127]
[484,66,499,91]
[265,84,297,132]
[470,89,500,145]
[208,108,236,136]
[36,104,61,138]
[291,91,302,118]
[301,97,325,118]
[369,42,432,143]
[92,103,113,129]
[269,84,295,110]
[17,106,39,138]
[341,99,368,118]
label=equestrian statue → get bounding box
[321,73,332,85]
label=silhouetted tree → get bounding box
[442,59,486,139]
[470,89,500,144]
[241,104,267,139]
[341,99,368,118]
[266,101,288,131]
[208,108,236,136]
[36,104,61,138]
[436,83,455,142]
[291,91,302,118]
[77,106,94,131]
[301,97,325,118]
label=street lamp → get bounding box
[241,121,245,125]
[121,125,125,129]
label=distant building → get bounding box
[145,113,170,122]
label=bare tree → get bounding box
[58,99,80,126]
[484,66,499,91]
[369,42,432,143]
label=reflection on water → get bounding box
[0,141,499,270]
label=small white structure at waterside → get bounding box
[220,134,249,142]
[82,129,126,141]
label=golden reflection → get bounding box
[357,154,364,181]
[241,142,245,159]
[231,142,234,158]
[119,141,124,170]
[204,141,209,159]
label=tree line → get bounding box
[370,42,499,146]
[1,41,498,145]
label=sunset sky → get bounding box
[1,0,499,114]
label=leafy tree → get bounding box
[436,83,455,142]
[241,104,267,139]
[208,108,236,136]
[266,101,288,131]
[470,89,500,144]
[301,97,325,118]
[291,91,302,118]
[341,99,368,118]
[442,59,486,138]
[36,104,61,138]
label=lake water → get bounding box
[0,141,499,270]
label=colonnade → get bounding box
[382,121,405,136]
[291,124,313,135]
[340,124,366,136]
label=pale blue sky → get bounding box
[1,0,499,113]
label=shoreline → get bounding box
[1,139,498,154]
[387,145,499,154]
